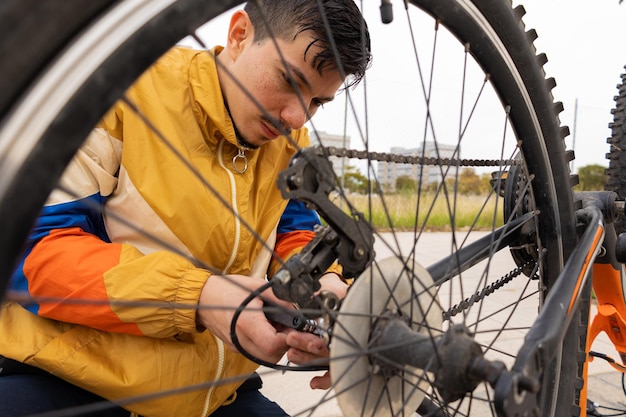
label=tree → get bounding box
[396,175,417,192]
[456,168,492,195]
[338,165,371,194]
[440,168,492,195]
[575,164,607,191]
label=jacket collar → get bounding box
[188,46,243,151]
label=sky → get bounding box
[310,0,626,173]
[514,0,625,171]
[190,1,626,173]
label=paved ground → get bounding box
[259,232,626,416]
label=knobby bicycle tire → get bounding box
[0,0,585,416]
[605,66,626,234]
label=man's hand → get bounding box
[316,272,348,299]
[197,274,291,363]
[286,271,348,390]
[286,331,332,389]
[198,271,347,388]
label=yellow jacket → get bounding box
[1,46,309,416]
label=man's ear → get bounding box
[226,10,254,61]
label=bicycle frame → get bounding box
[583,207,626,417]
[587,218,626,369]
[492,191,626,416]
[421,189,626,416]
[422,190,611,416]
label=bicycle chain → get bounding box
[318,145,530,319]
[319,145,523,167]
[443,261,532,320]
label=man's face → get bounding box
[220,11,344,149]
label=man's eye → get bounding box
[313,99,325,109]
[282,72,296,89]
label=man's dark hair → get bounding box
[244,0,372,88]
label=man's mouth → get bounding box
[261,121,281,140]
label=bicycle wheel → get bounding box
[605,66,626,233]
[0,1,582,416]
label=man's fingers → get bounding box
[233,309,289,362]
[286,331,328,354]
[286,331,330,368]
[310,371,331,390]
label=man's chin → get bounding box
[237,135,261,150]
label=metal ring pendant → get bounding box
[232,151,248,174]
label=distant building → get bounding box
[377,142,457,190]
[309,130,350,180]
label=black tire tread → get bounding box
[605,66,626,233]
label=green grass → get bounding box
[341,191,503,231]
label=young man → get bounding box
[0,0,371,416]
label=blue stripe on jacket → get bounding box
[277,199,320,234]
[10,193,110,313]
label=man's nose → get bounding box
[280,101,308,131]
